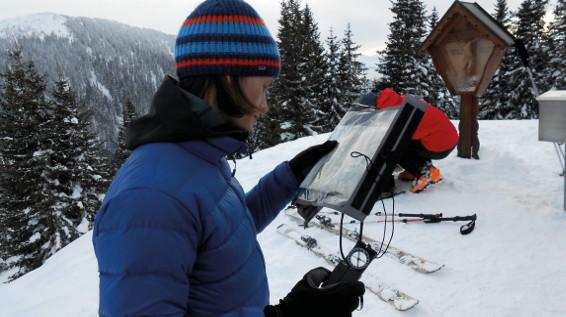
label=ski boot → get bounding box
[410,165,430,193]
[428,163,442,184]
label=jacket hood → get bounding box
[126,76,249,150]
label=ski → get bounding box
[276,223,419,311]
[285,209,445,274]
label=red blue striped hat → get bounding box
[176,0,280,79]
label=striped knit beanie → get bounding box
[175,0,280,79]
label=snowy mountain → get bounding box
[0,13,176,150]
[0,13,71,40]
[1,120,565,317]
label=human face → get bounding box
[231,77,273,132]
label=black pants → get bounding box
[398,141,455,176]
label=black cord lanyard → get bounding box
[337,151,395,263]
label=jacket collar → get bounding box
[126,76,248,150]
[178,136,248,164]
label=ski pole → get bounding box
[422,214,477,223]
[421,214,476,235]
[319,214,477,235]
[515,39,540,96]
[397,213,443,220]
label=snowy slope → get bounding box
[1,120,565,317]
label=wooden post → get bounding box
[458,94,480,159]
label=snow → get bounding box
[71,184,82,199]
[32,150,51,157]
[64,117,79,124]
[537,90,566,101]
[1,120,566,316]
[88,71,113,101]
[0,13,72,40]
[76,217,89,235]
[28,233,41,244]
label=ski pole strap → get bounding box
[398,213,443,220]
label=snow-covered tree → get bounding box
[508,0,550,118]
[548,0,566,89]
[0,50,111,279]
[112,98,136,171]
[479,0,521,119]
[0,48,49,279]
[271,0,320,141]
[271,0,307,141]
[314,28,346,132]
[47,77,111,226]
[338,23,368,106]
[298,4,327,134]
[376,0,429,98]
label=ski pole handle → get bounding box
[446,214,477,222]
[398,213,443,220]
[423,214,477,223]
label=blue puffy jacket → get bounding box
[93,77,299,316]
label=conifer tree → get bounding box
[0,58,110,279]
[509,0,550,118]
[249,0,299,149]
[113,99,136,172]
[271,0,312,141]
[338,23,368,106]
[299,4,327,134]
[479,0,521,119]
[48,77,110,226]
[314,28,345,132]
[376,0,429,97]
[548,0,566,89]
[0,48,49,279]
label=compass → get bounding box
[346,247,371,270]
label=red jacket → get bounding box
[376,88,459,153]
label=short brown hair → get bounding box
[179,76,258,117]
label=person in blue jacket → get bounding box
[92,1,365,316]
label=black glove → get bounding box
[264,267,365,317]
[289,140,338,182]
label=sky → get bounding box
[0,0,554,57]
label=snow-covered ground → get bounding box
[1,120,565,317]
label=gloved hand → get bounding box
[289,140,338,182]
[264,267,365,317]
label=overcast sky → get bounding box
[0,0,554,56]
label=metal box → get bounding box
[537,90,566,143]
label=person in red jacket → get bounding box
[358,88,459,193]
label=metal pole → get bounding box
[564,144,565,211]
